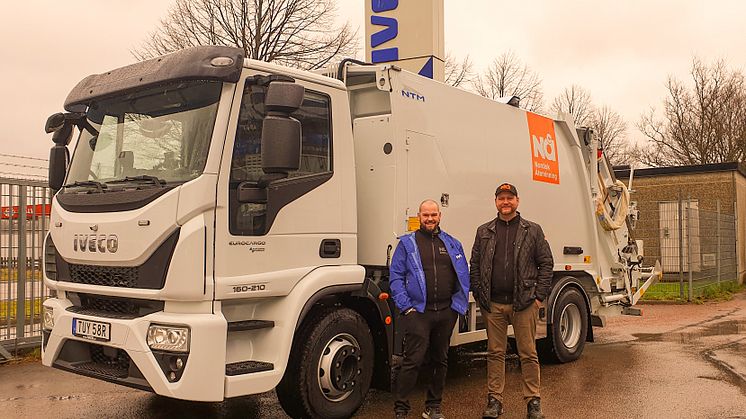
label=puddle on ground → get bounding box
[448,343,522,378]
[705,340,746,395]
[48,395,79,401]
[632,320,746,344]
[15,383,41,390]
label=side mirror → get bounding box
[45,112,75,192]
[49,145,68,192]
[261,116,301,174]
[261,82,305,175]
[45,113,66,134]
[264,82,304,113]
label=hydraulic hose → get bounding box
[596,179,630,231]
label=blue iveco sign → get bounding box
[369,0,435,79]
[370,0,399,63]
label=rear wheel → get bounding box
[538,287,588,363]
[277,308,374,419]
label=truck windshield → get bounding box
[65,80,222,187]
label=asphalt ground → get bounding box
[2,293,746,418]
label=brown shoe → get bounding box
[482,396,504,418]
[527,397,544,419]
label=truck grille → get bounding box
[69,264,138,288]
[77,345,131,379]
[67,292,164,319]
[53,340,151,391]
[45,235,58,280]
[54,228,180,290]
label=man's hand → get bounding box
[534,299,542,308]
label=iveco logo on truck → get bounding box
[73,234,119,253]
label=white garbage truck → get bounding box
[41,46,659,418]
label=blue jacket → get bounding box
[389,230,470,315]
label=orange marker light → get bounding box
[378,292,389,301]
[565,265,572,271]
[385,316,392,325]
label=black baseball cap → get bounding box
[495,183,518,197]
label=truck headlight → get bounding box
[147,324,190,352]
[43,306,55,330]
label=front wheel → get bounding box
[538,287,588,363]
[277,308,374,419]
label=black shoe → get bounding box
[482,396,504,418]
[527,397,544,419]
[395,412,408,419]
[422,405,445,419]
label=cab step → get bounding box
[227,320,275,332]
[226,360,274,376]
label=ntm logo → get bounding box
[370,0,399,63]
[402,89,425,102]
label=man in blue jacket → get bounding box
[390,199,470,419]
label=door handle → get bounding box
[319,239,341,258]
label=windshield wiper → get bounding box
[106,175,166,187]
[63,180,108,193]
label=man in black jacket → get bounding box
[469,183,553,419]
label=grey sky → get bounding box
[2,1,745,168]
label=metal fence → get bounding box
[634,198,739,300]
[0,177,52,360]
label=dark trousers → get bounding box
[394,308,458,414]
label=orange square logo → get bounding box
[527,113,560,184]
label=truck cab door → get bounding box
[213,71,352,299]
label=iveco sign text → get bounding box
[369,0,399,63]
[73,234,119,253]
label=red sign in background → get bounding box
[0,204,51,220]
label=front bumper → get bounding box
[42,297,228,401]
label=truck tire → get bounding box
[277,308,374,419]
[538,287,588,363]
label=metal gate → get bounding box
[636,198,739,301]
[0,177,51,359]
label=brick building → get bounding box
[615,162,746,285]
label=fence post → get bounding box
[717,199,721,285]
[16,186,27,340]
[736,202,741,285]
[687,197,693,302]
[678,194,684,299]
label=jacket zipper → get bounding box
[431,235,438,311]
[504,220,510,291]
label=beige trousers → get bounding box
[484,301,540,402]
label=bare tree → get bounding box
[133,0,357,70]
[592,106,629,165]
[473,51,544,112]
[636,58,746,166]
[444,53,475,88]
[551,85,594,127]
[551,85,632,165]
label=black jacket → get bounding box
[469,215,554,312]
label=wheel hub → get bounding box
[318,333,363,401]
[559,303,582,349]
